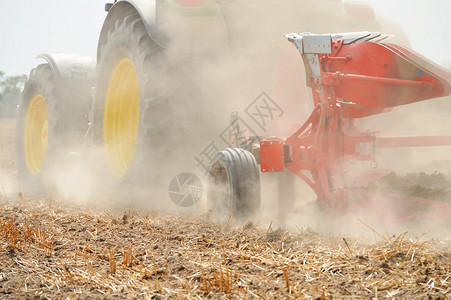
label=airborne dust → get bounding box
[2,0,451,241]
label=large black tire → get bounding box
[15,64,58,194]
[92,12,216,200]
[15,63,89,195]
[208,148,261,219]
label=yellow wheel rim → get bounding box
[24,94,49,175]
[103,58,140,178]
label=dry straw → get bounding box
[0,194,450,298]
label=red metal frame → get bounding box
[261,35,451,222]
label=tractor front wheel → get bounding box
[15,64,60,194]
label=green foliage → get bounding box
[0,71,27,118]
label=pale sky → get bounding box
[0,0,450,76]
[0,0,106,76]
[362,0,451,67]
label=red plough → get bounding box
[208,32,451,226]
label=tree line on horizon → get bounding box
[0,71,27,118]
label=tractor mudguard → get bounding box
[98,0,228,60]
[16,53,96,185]
[37,53,96,105]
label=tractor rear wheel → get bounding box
[208,148,261,220]
[92,12,211,198]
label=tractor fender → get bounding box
[98,0,228,61]
[37,53,96,132]
[37,53,96,104]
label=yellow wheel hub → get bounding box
[24,94,49,175]
[103,58,140,178]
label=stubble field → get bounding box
[0,119,450,299]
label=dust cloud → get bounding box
[0,172,16,199]
[7,0,451,240]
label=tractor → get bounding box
[18,0,448,226]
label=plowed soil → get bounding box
[0,119,450,299]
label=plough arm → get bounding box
[261,32,451,221]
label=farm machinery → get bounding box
[13,0,450,226]
[208,32,451,227]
